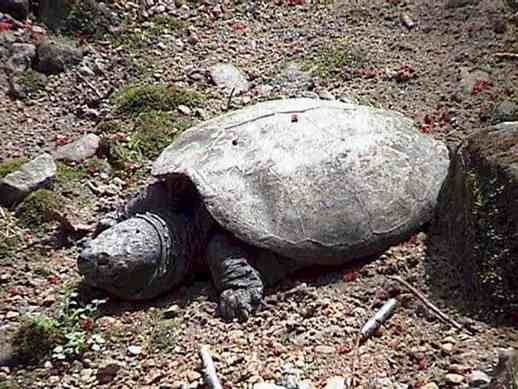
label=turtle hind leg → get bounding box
[206,233,264,321]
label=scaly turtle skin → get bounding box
[79,98,449,320]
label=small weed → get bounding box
[0,158,27,178]
[15,189,61,227]
[145,311,179,354]
[113,84,204,116]
[10,289,108,365]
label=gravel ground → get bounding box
[1,0,517,388]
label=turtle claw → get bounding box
[219,288,262,321]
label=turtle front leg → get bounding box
[206,233,264,321]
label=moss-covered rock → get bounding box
[15,189,61,227]
[0,159,27,179]
[303,44,368,82]
[433,122,518,319]
[9,70,48,100]
[11,315,63,365]
[113,84,204,116]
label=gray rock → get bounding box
[446,0,479,8]
[444,373,464,384]
[8,69,48,100]
[0,154,57,208]
[96,360,122,384]
[467,370,491,387]
[54,133,100,162]
[324,376,345,389]
[35,38,84,75]
[127,345,142,355]
[433,122,518,317]
[209,63,249,93]
[489,349,518,389]
[6,43,36,74]
[493,100,518,123]
[0,31,16,61]
[253,384,287,389]
[284,62,311,84]
[0,0,29,20]
[459,67,490,95]
[162,304,181,319]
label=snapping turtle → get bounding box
[79,98,449,320]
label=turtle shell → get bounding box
[152,98,449,265]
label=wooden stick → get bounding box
[494,52,518,60]
[199,345,223,389]
[388,276,473,335]
[76,72,103,99]
[226,87,236,111]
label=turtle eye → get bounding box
[232,139,238,146]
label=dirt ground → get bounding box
[1,0,518,388]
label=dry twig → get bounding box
[76,72,103,99]
[494,52,518,60]
[388,276,473,335]
[199,345,223,389]
[226,87,236,111]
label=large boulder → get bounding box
[433,122,518,317]
[0,154,57,208]
[34,38,83,75]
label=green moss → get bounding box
[0,158,27,178]
[11,315,64,365]
[15,189,61,227]
[56,161,88,183]
[303,45,367,81]
[134,111,192,158]
[106,111,191,164]
[113,84,204,116]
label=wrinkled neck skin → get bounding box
[135,201,214,299]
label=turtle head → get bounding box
[78,213,187,300]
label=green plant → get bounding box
[52,291,107,360]
[10,290,107,364]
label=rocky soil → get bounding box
[1,0,518,388]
